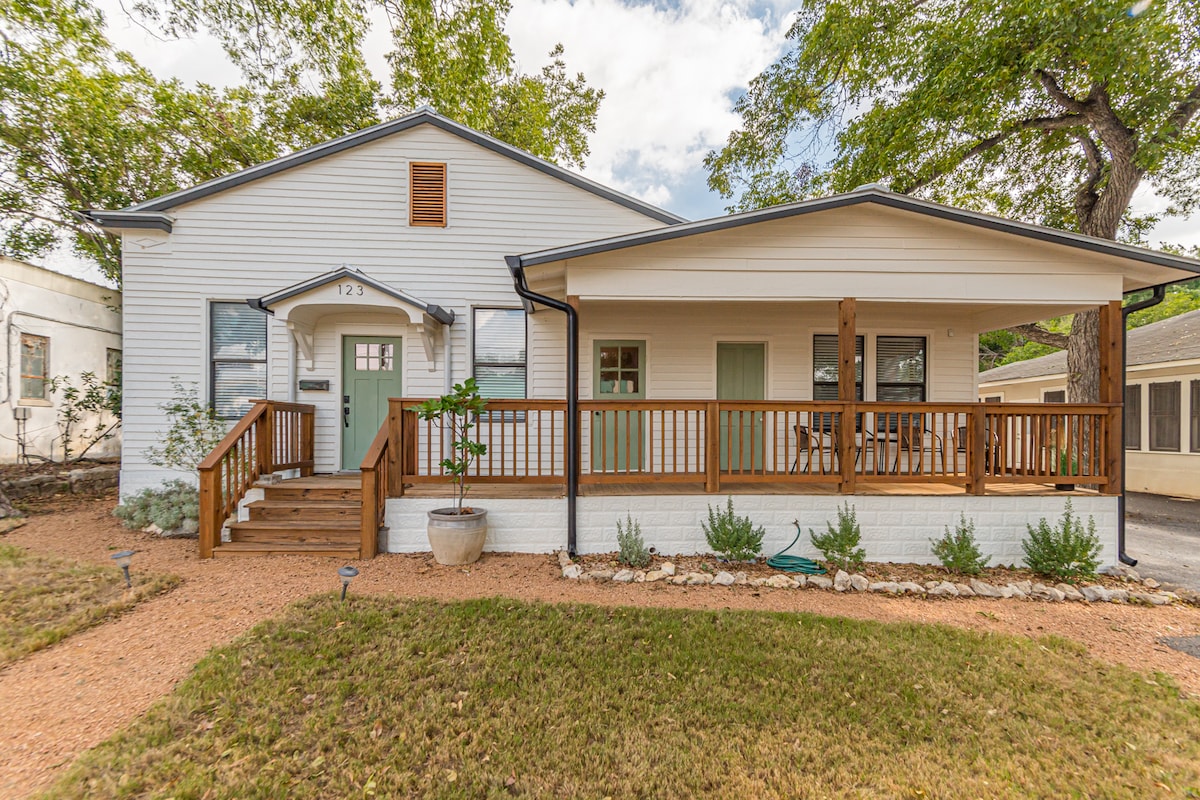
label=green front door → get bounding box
[718,342,766,472]
[341,336,403,469]
[592,340,645,472]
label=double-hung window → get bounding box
[19,333,48,401]
[875,336,927,401]
[812,334,863,400]
[472,308,526,399]
[1149,381,1181,452]
[1125,384,1142,450]
[210,302,267,420]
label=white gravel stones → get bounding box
[712,571,736,586]
[554,557,1177,606]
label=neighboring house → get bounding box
[0,257,122,463]
[88,109,1200,564]
[980,309,1200,500]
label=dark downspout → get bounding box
[506,256,579,556]
[1117,284,1168,566]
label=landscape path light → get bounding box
[111,550,135,589]
[338,565,359,602]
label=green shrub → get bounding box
[616,514,650,568]
[145,382,227,474]
[810,502,866,571]
[1021,500,1101,581]
[930,513,990,575]
[114,480,199,533]
[702,497,764,562]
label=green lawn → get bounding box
[49,596,1200,799]
[0,543,178,666]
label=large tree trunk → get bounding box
[1066,308,1100,403]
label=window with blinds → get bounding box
[1149,381,1180,452]
[211,302,267,419]
[1043,390,1066,403]
[19,333,48,400]
[876,336,926,401]
[1191,381,1200,453]
[473,308,526,399]
[409,162,447,227]
[1125,384,1142,450]
[812,334,863,400]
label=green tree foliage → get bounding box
[1,0,601,283]
[707,0,1200,400]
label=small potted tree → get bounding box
[411,379,489,565]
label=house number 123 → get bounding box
[339,283,364,296]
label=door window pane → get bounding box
[473,308,525,398]
[211,302,267,419]
[1149,381,1181,452]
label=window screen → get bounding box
[812,334,863,400]
[1149,381,1181,452]
[211,302,267,419]
[1043,390,1066,403]
[20,334,48,400]
[876,336,927,401]
[473,308,526,399]
[1125,384,1141,450]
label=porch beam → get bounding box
[838,298,857,494]
[1098,300,1123,495]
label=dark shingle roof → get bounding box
[979,308,1200,383]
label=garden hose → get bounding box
[766,520,827,574]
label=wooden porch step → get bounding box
[246,500,361,521]
[213,540,362,558]
[263,484,362,502]
[228,519,360,544]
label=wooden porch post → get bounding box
[838,298,857,494]
[254,400,274,476]
[388,398,403,497]
[1098,300,1124,495]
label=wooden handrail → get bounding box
[197,400,316,559]
[359,420,391,559]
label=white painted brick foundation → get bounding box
[384,494,1120,567]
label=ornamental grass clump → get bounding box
[616,514,650,568]
[930,513,990,576]
[114,480,199,534]
[810,502,865,572]
[1021,500,1102,581]
[702,497,764,562]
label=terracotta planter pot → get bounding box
[427,508,488,565]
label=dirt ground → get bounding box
[3,494,1200,799]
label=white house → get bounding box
[980,309,1200,500]
[0,257,122,464]
[87,109,1200,564]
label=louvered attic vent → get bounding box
[409,162,447,227]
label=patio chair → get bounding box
[948,424,999,473]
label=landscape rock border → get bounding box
[557,552,1189,606]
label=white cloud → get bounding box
[506,0,789,211]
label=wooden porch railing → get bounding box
[198,400,316,558]
[358,421,389,560]
[387,399,1116,497]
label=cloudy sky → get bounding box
[60,0,1197,284]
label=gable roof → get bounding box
[512,185,1200,281]
[979,308,1200,383]
[88,108,685,227]
[250,266,455,325]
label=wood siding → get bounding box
[119,124,666,487]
